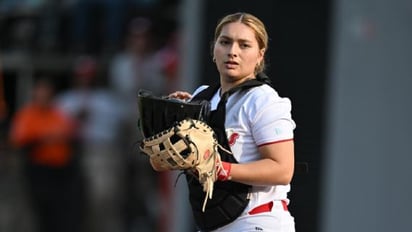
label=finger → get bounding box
[169,91,192,100]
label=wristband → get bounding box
[217,161,232,181]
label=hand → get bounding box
[168,91,192,101]
[217,161,232,181]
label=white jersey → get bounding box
[192,83,296,213]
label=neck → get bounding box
[220,76,256,95]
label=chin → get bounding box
[221,70,239,79]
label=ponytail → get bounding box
[256,72,272,86]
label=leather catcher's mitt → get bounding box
[137,89,210,138]
[140,118,224,211]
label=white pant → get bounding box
[210,200,295,232]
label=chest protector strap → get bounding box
[186,79,264,231]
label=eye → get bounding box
[219,39,230,45]
[240,43,251,48]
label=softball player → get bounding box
[169,12,296,231]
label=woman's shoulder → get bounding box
[242,84,292,115]
[247,84,288,103]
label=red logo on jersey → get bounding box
[203,149,211,160]
[228,133,239,146]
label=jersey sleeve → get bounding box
[250,90,296,146]
[190,85,209,98]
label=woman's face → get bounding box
[213,22,264,83]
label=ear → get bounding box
[258,48,265,62]
[259,48,265,57]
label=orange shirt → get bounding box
[9,103,76,167]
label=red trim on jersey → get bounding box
[258,138,294,147]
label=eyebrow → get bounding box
[218,35,253,43]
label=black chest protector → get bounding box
[187,79,264,231]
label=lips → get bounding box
[224,61,239,65]
[224,60,239,69]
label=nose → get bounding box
[227,43,239,57]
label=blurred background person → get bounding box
[57,55,126,232]
[109,17,168,102]
[109,16,176,232]
[157,29,181,93]
[8,77,85,232]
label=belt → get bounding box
[248,200,288,215]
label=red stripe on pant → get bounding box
[248,200,288,215]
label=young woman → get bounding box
[168,12,296,232]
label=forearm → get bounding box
[229,158,294,186]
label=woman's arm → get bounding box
[228,139,295,186]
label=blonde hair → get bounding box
[213,12,269,74]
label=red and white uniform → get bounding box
[193,84,296,232]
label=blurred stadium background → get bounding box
[1,0,411,232]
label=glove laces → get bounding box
[201,142,232,212]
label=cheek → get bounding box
[244,54,259,68]
[213,47,224,71]
[213,46,224,59]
